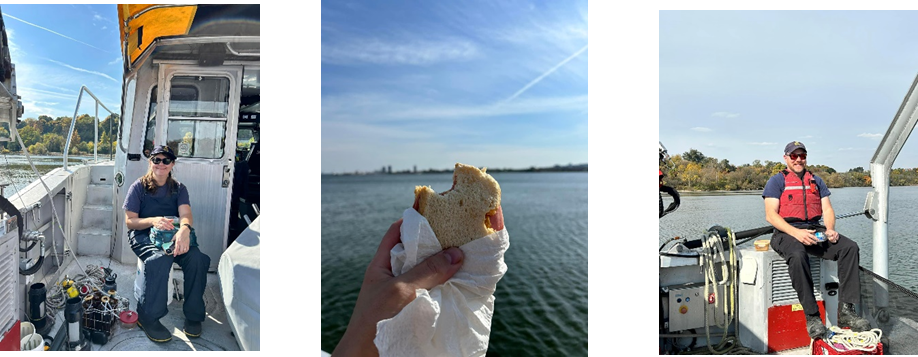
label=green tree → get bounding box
[56,117,72,137]
[683,149,706,164]
[75,114,96,145]
[41,133,65,153]
[28,142,48,155]
[68,131,81,150]
[18,125,40,147]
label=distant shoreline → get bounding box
[323,163,588,176]
[676,190,762,196]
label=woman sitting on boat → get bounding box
[123,145,211,343]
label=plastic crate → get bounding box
[81,291,127,338]
[812,338,883,355]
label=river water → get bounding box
[0,154,103,196]
[321,172,588,356]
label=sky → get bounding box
[320,0,588,174]
[661,10,918,172]
[1,4,122,122]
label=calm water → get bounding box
[0,154,99,195]
[321,172,588,356]
[660,186,918,291]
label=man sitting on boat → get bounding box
[762,141,871,339]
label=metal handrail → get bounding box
[62,86,117,170]
[867,72,918,319]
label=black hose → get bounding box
[20,240,36,252]
[0,194,22,241]
[660,185,680,218]
[19,232,44,275]
[0,192,47,274]
[19,252,44,275]
[0,195,39,257]
[734,226,774,240]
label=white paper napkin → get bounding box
[374,208,510,357]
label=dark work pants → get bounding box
[131,233,211,323]
[770,228,861,316]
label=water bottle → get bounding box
[815,232,826,242]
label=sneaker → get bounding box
[838,303,871,332]
[806,313,827,339]
[183,319,202,338]
[137,318,172,343]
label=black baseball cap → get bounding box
[150,145,177,160]
[784,141,807,155]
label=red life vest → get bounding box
[778,169,822,222]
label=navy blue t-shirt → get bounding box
[762,170,830,227]
[123,179,190,217]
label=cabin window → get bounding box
[120,77,137,152]
[166,76,230,158]
[142,85,157,158]
[237,68,259,155]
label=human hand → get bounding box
[332,219,465,357]
[172,227,191,256]
[154,216,176,231]
[826,229,839,244]
[488,206,504,231]
[793,228,818,245]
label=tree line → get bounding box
[659,148,918,191]
[0,114,120,155]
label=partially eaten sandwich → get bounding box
[413,163,502,248]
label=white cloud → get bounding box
[323,93,586,122]
[691,127,712,132]
[4,12,113,53]
[712,111,740,118]
[502,44,587,104]
[47,59,118,82]
[858,133,882,139]
[322,37,479,66]
[750,142,777,146]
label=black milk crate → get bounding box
[80,292,121,337]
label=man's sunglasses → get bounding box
[151,157,174,165]
[788,153,807,160]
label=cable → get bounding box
[688,227,758,355]
[701,228,730,353]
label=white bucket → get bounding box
[20,332,44,351]
[20,321,35,339]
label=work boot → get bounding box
[838,303,871,332]
[183,319,202,338]
[138,318,172,343]
[806,313,827,339]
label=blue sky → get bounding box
[661,10,918,172]
[1,4,122,121]
[320,0,588,174]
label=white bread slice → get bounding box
[414,163,502,248]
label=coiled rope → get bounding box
[701,227,737,354]
[825,326,883,352]
[44,264,128,322]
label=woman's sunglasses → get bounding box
[151,157,174,165]
[788,153,807,160]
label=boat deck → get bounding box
[40,255,240,351]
